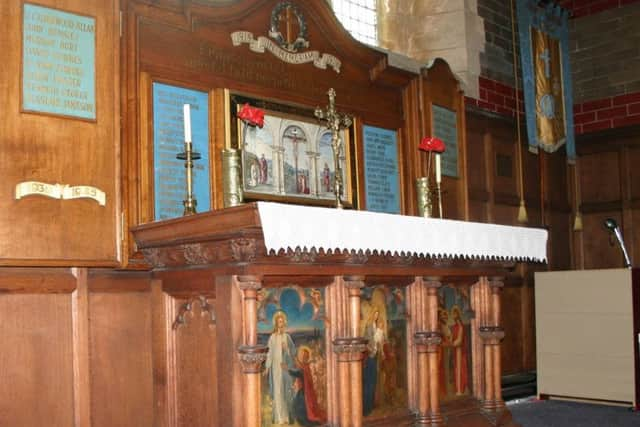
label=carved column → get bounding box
[345,275,366,427]
[489,277,505,409]
[236,275,268,427]
[479,277,505,411]
[414,331,442,426]
[333,337,368,427]
[423,277,444,426]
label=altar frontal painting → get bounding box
[258,286,327,427]
[438,285,472,401]
[360,286,408,418]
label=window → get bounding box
[331,0,378,46]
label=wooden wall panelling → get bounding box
[401,78,422,216]
[465,112,490,223]
[150,271,219,427]
[522,148,542,227]
[0,268,77,426]
[580,151,621,206]
[577,128,640,269]
[88,271,154,427]
[215,275,243,427]
[422,59,468,220]
[500,284,524,375]
[0,0,121,265]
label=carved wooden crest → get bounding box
[269,1,309,52]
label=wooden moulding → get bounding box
[131,203,516,278]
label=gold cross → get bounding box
[315,88,352,209]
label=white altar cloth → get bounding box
[257,202,547,262]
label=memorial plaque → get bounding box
[432,104,458,178]
[363,126,401,214]
[153,83,210,220]
[22,3,96,120]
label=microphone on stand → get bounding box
[604,218,632,268]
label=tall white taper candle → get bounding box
[435,153,442,183]
[183,104,192,143]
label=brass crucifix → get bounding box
[314,88,352,209]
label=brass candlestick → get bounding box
[314,88,352,209]
[436,182,443,219]
[177,141,201,215]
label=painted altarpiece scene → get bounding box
[257,286,328,427]
[438,284,473,402]
[231,95,351,206]
[360,285,408,419]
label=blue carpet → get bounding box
[509,398,639,427]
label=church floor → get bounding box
[508,397,639,427]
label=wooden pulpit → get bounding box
[132,203,546,427]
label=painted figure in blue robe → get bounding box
[362,309,385,416]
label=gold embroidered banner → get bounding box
[532,27,566,152]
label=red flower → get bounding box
[418,136,445,153]
[238,103,265,128]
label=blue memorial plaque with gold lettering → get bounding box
[363,126,401,214]
[432,104,458,178]
[153,83,210,220]
[22,3,96,120]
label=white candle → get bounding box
[183,104,192,143]
[435,153,442,183]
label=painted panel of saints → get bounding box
[438,285,472,401]
[360,286,408,418]
[258,286,327,426]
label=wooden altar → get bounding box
[132,203,538,427]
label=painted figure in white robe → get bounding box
[265,310,296,424]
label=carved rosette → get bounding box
[141,248,165,268]
[182,243,214,265]
[332,337,367,362]
[414,331,442,353]
[238,345,268,374]
[479,326,505,345]
[230,238,257,262]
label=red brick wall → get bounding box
[465,77,524,117]
[560,0,640,18]
[573,92,640,134]
[466,77,640,135]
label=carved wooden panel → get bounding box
[170,295,218,427]
[0,294,74,426]
[0,0,120,265]
[89,292,154,427]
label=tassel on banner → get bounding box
[573,211,583,231]
[517,199,528,224]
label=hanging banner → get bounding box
[517,0,575,162]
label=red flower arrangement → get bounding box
[418,136,445,153]
[238,103,265,128]
[418,136,446,182]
